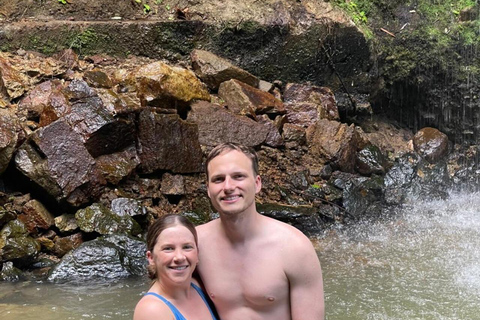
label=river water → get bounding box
[1,192,479,319]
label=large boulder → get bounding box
[306,119,368,173]
[135,61,210,109]
[284,83,340,121]
[218,79,285,117]
[187,101,269,147]
[63,80,136,158]
[413,127,449,163]
[137,110,203,173]
[48,234,146,282]
[15,119,106,206]
[75,203,141,236]
[0,107,18,174]
[191,49,259,91]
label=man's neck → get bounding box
[219,209,261,244]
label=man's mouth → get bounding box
[222,195,241,201]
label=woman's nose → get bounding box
[173,250,185,262]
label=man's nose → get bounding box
[223,176,235,191]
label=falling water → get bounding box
[318,191,480,320]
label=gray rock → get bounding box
[48,234,146,282]
[111,198,146,217]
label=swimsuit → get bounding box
[144,283,219,320]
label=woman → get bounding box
[134,214,218,320]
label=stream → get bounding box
[1,191,479,319]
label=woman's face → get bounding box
[147,225,199,285]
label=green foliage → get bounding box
[58,0,67,4]
[143,4,151,13]
[70,28,98,52]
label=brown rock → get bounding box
[257,115,284,148]
[83,69,113,88]
[282,123,306,146]
[52,49,79,70]
[161,173,185,195]
[0,107,19,174]
[54,214,78,233]
[17,79,66,120]
[0,53,27,100]
[284,83,339,121]
[97,89,142,115]
[95,146,140,184]
[137,110,203,173]
[218,79,285,117]
[191,49,259,91]
[15,119,106,206]
[187,101,269,147]
[135,61,210,109]
[53,233,83,257]
[413,127,449,163]
[285,102,319,127]
[18,200,55,233]
[306,119,365,173]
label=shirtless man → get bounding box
[196,143,325,320]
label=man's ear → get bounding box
[255,175,262,194]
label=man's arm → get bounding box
[285,233,325,320]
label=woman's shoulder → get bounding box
[133,292,175,320]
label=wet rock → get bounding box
[284,102,320,128]
[95,146,139,184]
[187,101,269,147]
[48,234,146,281]
[257,114,284,148]
[135,61,210,109]
[63,80,136,157]
[306,119,368,173]
[17,199,55,233]
[383,153,420,205]
[330,172,384,220]
[282,123,306,145]
[54,214,78,233]
[218,79,285,116]
[0,219,40,267]
[283,83,339,121]
[53,232,84,257]
[258,203,323,237]
[413,127,449,163]
[258,80,274,93]
[17,79,66,121]
[0,206,16,228]
[97,89,142,115]
[75,203,141,236]
[191,49,259,91]
[0,261,23,281]
[15,119,106,206]
[0,53,27,100]
[161,173,185,195]
[83,69,113,88]
[63,78,97,101]
[137,110,203,173]
[0,107,19,174]
[111,198,146,217]
[355,145,387,176]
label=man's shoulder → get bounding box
[261,215,312,245]
[196,218,221,238]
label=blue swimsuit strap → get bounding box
[144,283,217,320]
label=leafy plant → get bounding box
[143,4,151,13]
[58,0,67,4]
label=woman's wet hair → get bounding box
[205,142,259,179]
[146,214,198,280]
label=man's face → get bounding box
[206,150,261,216]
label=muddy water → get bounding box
[1,192,480,319]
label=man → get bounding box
[196,143,325,320]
